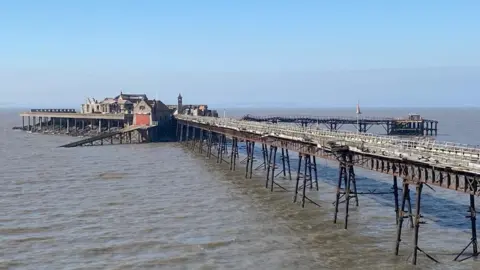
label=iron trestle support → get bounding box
[454,181,479,262]
[174,120,473,265]
[333,152,358,229]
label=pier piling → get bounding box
[175,115,480,266]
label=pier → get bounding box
[59,125,153,147]
[241,114,439,136]
[175,114,479,265]
[19,111,128,135]
[16,93,475,266]
[14,92,212,144]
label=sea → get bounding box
[1,107,480,270]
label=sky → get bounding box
[0,0,479,108]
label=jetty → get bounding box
[241,114,438,136]
[18,92,474,266]
[15,92,218,146]
[59,125,151,147]
[175,114,478,265]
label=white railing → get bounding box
[176,115,480,171]
[242,114,438,122]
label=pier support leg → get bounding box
[412,183,424,265]
[218,135,226,163]
[197,128,203,153]
[293,154,303,203]
[275,148,292,180]
[348,157,359,207]
[312,156,318,189]
[216,134,222,163]
[190,127,195,148]
[269,146,277,191]
[28,116,31,131]
[334,153,347,224]
[217,134,223,163]
[233,138,238,170]
[66,118,70,134]
[204,131,209,156]
[266,145,273,187]
[307,155,313,189]
[393,176,399,224]
[454,183,479,262]
[190,127,195,150]
[343,154,356,229]
[286,149,292,180]
[302,154,310,207]
[179,124,184,142]
[98,119,102,133]
[207,132,213,158]
[192,128,196,149]
[199,130,204,153]
[245,141,251,178]
[22,116,25,130]
[395,181,408,255]
[229,137,236,170]
[255,143,268,170]
[249,141,255,178]
[406,187,414,228]
[395,180,433,264]
[262,144,268,170]
[469,194,478,256]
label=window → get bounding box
[139,105,145,110]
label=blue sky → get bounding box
[0,0,479,108]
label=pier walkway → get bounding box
[60,125,151,147]
[175,114,479,265]
[241,114,438,135]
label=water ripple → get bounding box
[1,109,479,269]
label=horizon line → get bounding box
[3,105,480,110]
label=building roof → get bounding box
[117,99,133,105]
[114,93,148,101]
[135,99,152,108]
[148,100,170,111]
[100,98,117,104]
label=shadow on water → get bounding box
[230,143,476,232]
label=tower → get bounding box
[177,93,183,113]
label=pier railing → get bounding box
[241,114,438,123]
[176,115,480,173]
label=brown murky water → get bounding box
[1,108,479,269]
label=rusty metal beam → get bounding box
[177,119,480,196]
